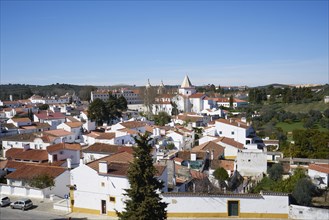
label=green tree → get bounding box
[117,96,128,111]
[229,95,234,108]
[292,178,316,206]
[28,174,55,189]
[213,167,229,187]
[154,111,171,126]
[268,163,283,181]
[39,104,49,110]
[171,101,179,116]
[88,98,108,125]
[117,134,167,220]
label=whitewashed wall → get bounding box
[289,204,329,220]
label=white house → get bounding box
[215,118,255,145]
[166,127,194,151]
[7,117,32,127]
[215,137,244,160]
[4,163,70,198]
[57,121,83,141]
[46,143,81,168]
[1,133,54,155]
[44,129,76,144]
[69,151,167,216]
[34,111,66,129]
[235,149,267,177]
[308,163,329,189]
[82,143,134,163]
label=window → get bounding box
[101,182,105,187]
[109,196,116,203]
[219,131,222,135]
[231,131,234,135]
[228,200,239,216]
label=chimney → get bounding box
[67,158,72,169]
[9,95,13,101]
[99,161,108,173]
[79,158,84,165]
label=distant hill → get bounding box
[254,83,291,89]
[0,84,97,101]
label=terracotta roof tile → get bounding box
[44,129,73,137]
[192,141,224,159]
[95,132,116,140]
[118,128,139,135]
[47,143,81,153]
[217,137,244,149]
[83,143,126,154]
[87,151,134,172]
[120,121,147,129]
[216,118,249,129]
[35,111,66,120]
[210,159,235,171]
[10,117,31,123]
[65,122,83,128]
[5,164,66,180]
[309,163,329,174]
[5,148,48,161]
[189,93,206,99]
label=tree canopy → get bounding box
[154,111,171,126]
[88,95,128,126]
[117,134,167,220]
[28,174,55,189]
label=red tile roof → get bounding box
[120,121,147,129]
[216,118,249,129]
[5,148,48,161]
[10,117,31,123]
[35,111,66,120]
[192,141,224,159]
[309,163,329,174]
[44,129,73,137]
[84,143,120,153]
[87,151,134,172]
[47,143,81,153]
[217,137,244,149]
[65,122,83,128]
[95,132,116,140]
[5,164,66,180]
[189,93,206,99]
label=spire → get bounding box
[159,80,164,87]
[181,75,193,88]
[146,79,152,89]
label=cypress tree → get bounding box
[117,134,167,220]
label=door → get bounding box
[228,200,239,216]
[53,154,58,161]
[101,200,106,214]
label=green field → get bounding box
[276,121,305,133]
[276,121,329,141]
[282,101,329,113]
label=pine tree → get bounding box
[117,134,167,220]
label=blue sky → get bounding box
[1,0,328,87]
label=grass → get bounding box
[276,121,329,141]
[276,121,304,133]
[282,101,329,113]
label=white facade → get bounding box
[215,119,254,145]
[57,123,82,141]
[235,149,267,177]
[163,192,289,219]
[70,162,168,216]
[2,137,52,155]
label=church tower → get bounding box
[178,75,196,97]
